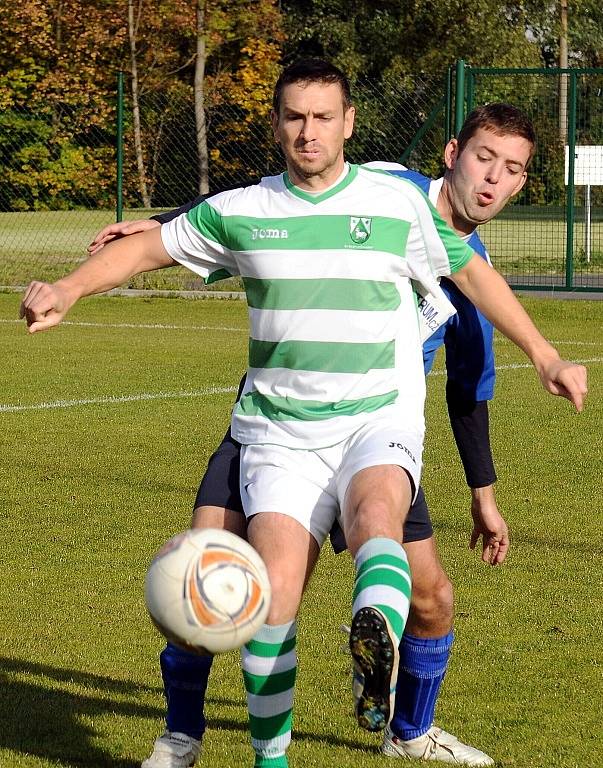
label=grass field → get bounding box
[1,292,602,768]
[1,210,602,289]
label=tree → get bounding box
[128,0,151,207]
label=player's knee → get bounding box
[409,572,454,631]
[263,566,303,625]
[346,495,404,551]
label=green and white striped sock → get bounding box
[242,621,297,768]
[352,537,412,645]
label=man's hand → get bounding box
[87,218,160,256]
[536,357,588,412]
[19,281,73,333]
[469,485,509,566]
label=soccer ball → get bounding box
[145,528,271,654]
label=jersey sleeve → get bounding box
[161,198,240,284]
[404,185,475,279]
[446,380,497,488]
[440,278,496,401]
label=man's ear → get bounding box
[344,105,356,139]
[512,170,528,198]
[444,138,459,171]
[271,109,280,143]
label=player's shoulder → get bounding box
[204,175,285,214]
[368,165,434,199]
[357,164,435,217]
[358,163,423,193]
[467,228,490,261]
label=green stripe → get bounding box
[186,200,224,243]
[254,756,288,768]
[353,568,411,600]
[235,389,398,422]
[206,267,232,285]
[243,667,297,696]
[375,604,405,645]
[356,554,411,580]
[249,711,292,740]
[191,211,411,255]
[249,338,394,374]
[244,277,400,311]
[245,636,296,657]
[431,206,474,272]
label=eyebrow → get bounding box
[477,145,525,169]
[283,109,335,118]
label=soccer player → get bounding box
[89,102,534,767]
[22,60,587,768]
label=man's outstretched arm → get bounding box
[449,254,588,411]
[20,227,173,333]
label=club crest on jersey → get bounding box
[349,216,372,244]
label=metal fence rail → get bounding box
[465,65,603,291]
[1,64,602,291]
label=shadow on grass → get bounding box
[0,656,163,767]
[0,656,384,764]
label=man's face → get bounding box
[272,81,355,189]
[444,127,532,227]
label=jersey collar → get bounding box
[283,163,358,204]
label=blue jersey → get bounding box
[387,169,495,401]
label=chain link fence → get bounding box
[1,66,602,291]
[0,73,446,291]
[467,66,603,291]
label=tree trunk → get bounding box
[194,0,209,195]
[128,0,151,207]
[559,0,568,146]
[51,0,63,133]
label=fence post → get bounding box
[565,70,577,290]
[445,67,453,144]
[454,60,466,136]
[466,67,474,115]
[116,71,124,223]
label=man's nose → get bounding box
[300,116,317,140]
[485,162,503,184]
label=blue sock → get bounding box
[160,643,213,740]
[390,632,453,741]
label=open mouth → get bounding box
[476,191,494,205]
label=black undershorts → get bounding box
[194,428,433,551]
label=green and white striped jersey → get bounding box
[161,163,474,448]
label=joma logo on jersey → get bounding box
[388,442,416,464]
[251,228,289,240]
[349,216,372,244]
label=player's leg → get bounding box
[239,443,334,768]
[382,490,493,765]
[143,432,246,768]
[343,465,413,732]
[338,421,422,732]
[244,513,319,768]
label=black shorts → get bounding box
[194,429,433,550]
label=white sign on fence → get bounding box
[564,145,603,185]
[564,145,603,264]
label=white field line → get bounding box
[497,337,600,347]
[430,357,602,376]
[2,318,600,347]
[0,319,246,333]
[1,359,600,415]
[0,386,238,414]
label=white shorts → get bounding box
[240,415,423,546]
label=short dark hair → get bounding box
[457,103,537,166]
[272,58,353,115]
